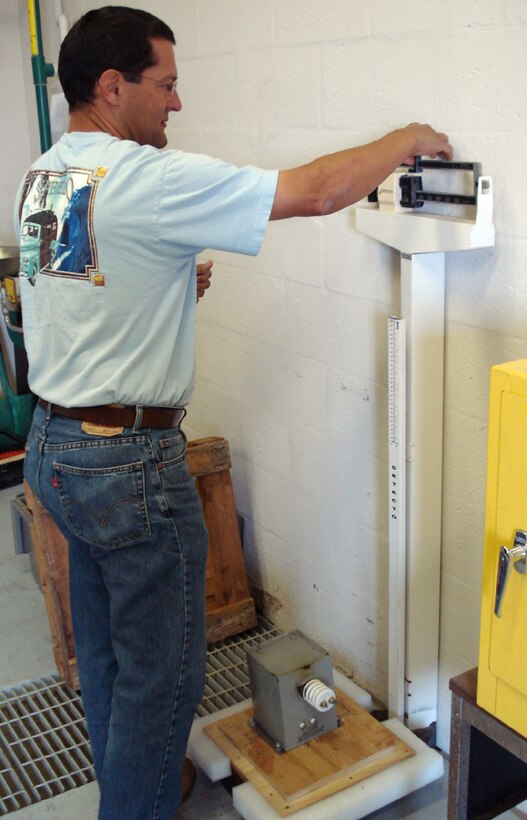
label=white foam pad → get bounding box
[232,718,444,819]
[189,698,251,781]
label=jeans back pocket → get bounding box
[53,460,151,549]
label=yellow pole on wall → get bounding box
[26,0,55,152]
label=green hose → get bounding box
[27,0,55,153]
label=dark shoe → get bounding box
[182,757,196,804]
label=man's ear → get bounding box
[96,69,125,106]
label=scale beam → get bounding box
[357,176,494,255]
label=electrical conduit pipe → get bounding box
[26,0,55,152]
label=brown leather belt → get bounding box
[38,398,186,429]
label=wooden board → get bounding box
[24,436,256,690]
[205,688,415,817]
[24,480,78,688]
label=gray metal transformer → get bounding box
[246,630,338,752]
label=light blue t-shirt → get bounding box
[15,132,278,407]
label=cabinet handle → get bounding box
[494,530,527,617]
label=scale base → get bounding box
[188,673,443,819]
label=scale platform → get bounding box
[188,671,444,819]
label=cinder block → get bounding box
[177,54,238,126]
[436,30,505,132]
[269,46,323,129]
[327,367,387,460]
[199,0,273,55]
[448,240,526,336]
[158,0,200,58]
[323,214,398,303]
[322,39,434,130]
[274,0,369,45]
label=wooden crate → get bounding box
[24,436,256,690]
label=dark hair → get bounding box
[58,6,175,110]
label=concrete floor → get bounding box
[0,481,524,820]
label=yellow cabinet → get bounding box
[478,359,527,736]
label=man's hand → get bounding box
[197,259,213,301]
[399,122,453,165]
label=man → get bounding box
[16,6,452,819]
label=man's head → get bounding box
[58,6,181,148]
[59,6,175,109]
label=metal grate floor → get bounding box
[0,615,279,815]
[0,676,93,815]
[199,615,279,717]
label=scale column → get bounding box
[401,250,445,730]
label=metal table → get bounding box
[448,667,527,818]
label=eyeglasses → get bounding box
[138,74,179,95]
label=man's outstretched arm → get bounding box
[270,123,452,220]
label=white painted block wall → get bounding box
[2,0,527,752]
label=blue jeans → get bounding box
[24,403,208,819]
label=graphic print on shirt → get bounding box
[18,166,107,287]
